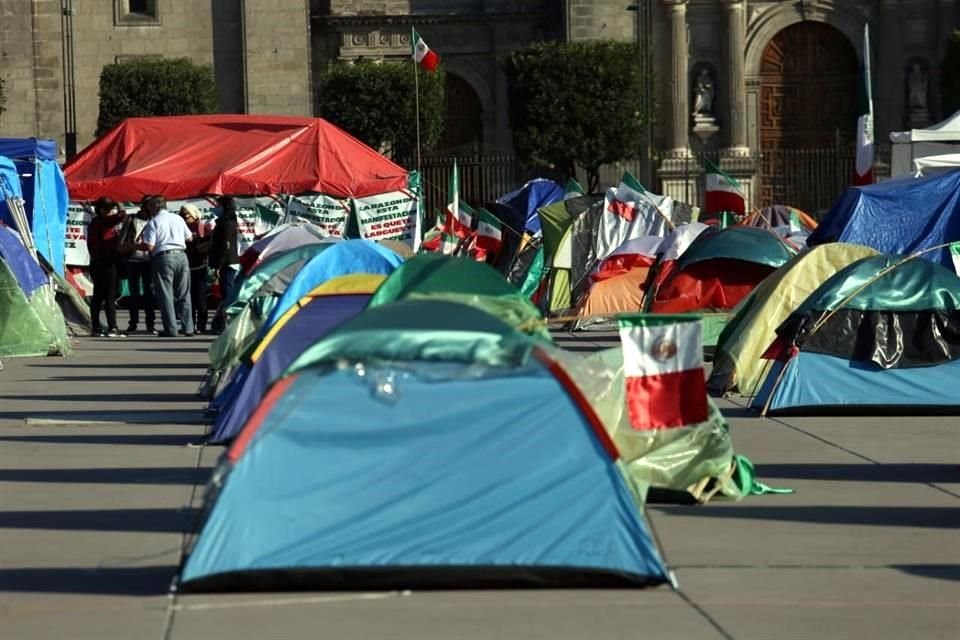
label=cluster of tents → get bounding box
[0,139,85,359]
[184,218,789,590]
[710,169,960,414]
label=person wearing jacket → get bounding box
[208,196,240,333]
[118,203,156,334]
[181,204,212,333]
[86,197,127,337]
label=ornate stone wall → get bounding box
[312,1,561,152]
[243,0,312,116]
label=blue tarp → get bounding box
[258,240,402,332]
[0,140,69,275]
[209,293,371,444]
[181,360,668,589]
[0,138,58,161]
[494,179,565,234]
[0,216,47,297]
[808,170,960,267]
[751,351,960,413]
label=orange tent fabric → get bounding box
[578,267,652,318]
[65,115,409,201]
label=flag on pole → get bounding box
[475,208,503,257]
[618,314,709,430]
[854,24,874,186]
[411,29,440,72]
[442,162,473,245]
[704,170,746,216]
[608,171,647,221]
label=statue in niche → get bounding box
[693,68,715,116]
[907,62,928,112]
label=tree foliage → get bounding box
[941,30,960,117]
[317,60,445,158]
[96,58,218,137]
[506,41,652,191]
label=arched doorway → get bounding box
[443,73,483,153]
[758,22,858,208]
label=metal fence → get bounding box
[406,145,892,221]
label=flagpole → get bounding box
[412,27,422,177]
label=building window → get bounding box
[115,0,160,25]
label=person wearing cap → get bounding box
[86,197,127,337]
[209,195,240,334]
[137,196,194,337]
[180,204,212,333]
[118,202,157,334]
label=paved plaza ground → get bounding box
[0,331,958,639]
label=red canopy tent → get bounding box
[65,115,409,202]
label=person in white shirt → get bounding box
[138,196,195,337]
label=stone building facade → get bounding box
[0,0,311,153]
[0,1,956,206]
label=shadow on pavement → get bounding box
[653,505,960,529]
[0,565,175,595]
[0,433,204,446]
[0,507,201,533]
[22,374,200,383]
[893,564,960,582]
[26,363,200,370]
[0,409,206,424]
[0,467,212,485]
[0,393,199,403]
[757,463,960,484]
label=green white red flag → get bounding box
[475,207,503,257]
[618,314,709,430]
[704,171,745,216]
[440,161,473,254]
[411,29,440,72]
[608,171,647,221]
[854,23,874,186]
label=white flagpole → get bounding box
[412,27,422,177]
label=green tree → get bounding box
[316,60,445,158]
[506,41,652,191]
[941,30,960,117]
[96,58,218,137]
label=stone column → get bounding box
[665,0,689,153]
[722,0,748,152]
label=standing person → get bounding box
[209,195,240,333]
[118,202,157,334]
[137,196,194,337]
[180,204,212,333]
[86,197,127,337]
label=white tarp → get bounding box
[890,111,960,177]
[913,153,960,177]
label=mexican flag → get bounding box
[704,171,745,216]
[608,171,647,221]
[411,29,440,72]
[441,161,473,254]
[618,314,708,430]
[854,24,874,186]
[475,207,503,257]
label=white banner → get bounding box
[354,189,419,247]
[65,203,93,266]
[284,194,350,238]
